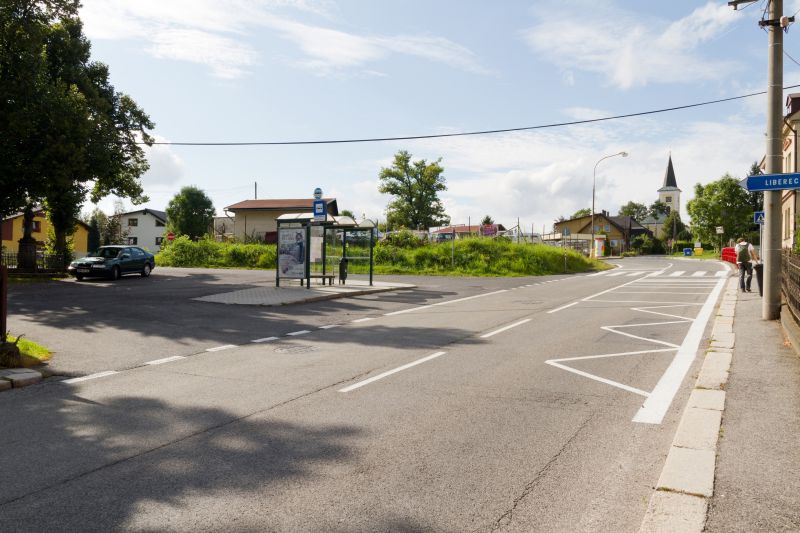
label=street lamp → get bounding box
[591,151,629,257]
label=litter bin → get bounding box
[683,248,693,257]
[339,257,348,284]
[754,262,764,297]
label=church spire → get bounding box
[661,155,678,190]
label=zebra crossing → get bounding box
[590,269,729,278]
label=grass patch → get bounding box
[4,335,52,367]
[671,250,720,260]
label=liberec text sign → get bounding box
[744,173,800,191]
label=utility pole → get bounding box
[729,0,786,318]
[254,181,258,200]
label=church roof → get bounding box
[658,155,680,192]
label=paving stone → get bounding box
[673,407,722,451]
[696,367,729,390]
[712,324,733,336]
[703,352,732,371]
[710,339,734,349]
[687,389,725,411]
[0,368,42,388]
[639,491,707,533]
[711,332,735,345]
[657,446,716,497]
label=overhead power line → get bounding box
[142,84,800,147]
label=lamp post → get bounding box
[591,151,629,257]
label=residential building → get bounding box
[431,224,507,241]
[120,209,168,252]
[225,198,339,243]
[2,208,90,256]
[552,211,651,256]
[780,93,800,248]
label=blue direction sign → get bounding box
[754,211,765,224]
[313,199,326,222]
[744,173,800,191]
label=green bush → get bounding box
[156,237,276,269]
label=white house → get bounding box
[120,208,168,251]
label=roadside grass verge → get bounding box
[156,236,608,276]
[670,250,721,260]
[3,335,52,367]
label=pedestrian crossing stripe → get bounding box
[593,270,729,278]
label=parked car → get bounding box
[68,245,155,281]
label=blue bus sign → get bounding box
[744,173,800,191]
[753,211,765,224]
[313,199,326,222]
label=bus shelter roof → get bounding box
[276,213,376,229]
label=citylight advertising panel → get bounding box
[278,228,306,279]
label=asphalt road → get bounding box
[0,257,730,532]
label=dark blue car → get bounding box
[68,245,155,281]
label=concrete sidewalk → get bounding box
[193,279,416,306]
[704,293,800,531]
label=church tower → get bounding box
[657,155,681,214]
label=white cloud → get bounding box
[79,0,487,79]
[521,1,740,89]
[141,136,186,189]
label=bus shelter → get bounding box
[275,213,376,288]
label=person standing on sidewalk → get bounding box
[735,237,759,293]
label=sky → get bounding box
[78,0,800,232]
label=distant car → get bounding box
[68,245,155,281]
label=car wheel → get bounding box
[75,275,83,281]
[111,266,121,281]
[141,263,151,277]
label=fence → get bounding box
[1,252,67,272]
[782,249,800,323]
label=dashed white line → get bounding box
[318,325,340,330]
[251,336,279,343]
[669,271,685,277]
[547,301,578,314]
[144,356,186,366]
[286,330,311,336]
[715,271,729,277]
[384,289,507,316]
[338,351,447,392]
[63,371,118,384]
[206,344,237,352]
[691,271,707,277]
[480,318,531,338]
[352,317,375,323]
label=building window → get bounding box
[127,236,138,245]
[128,218,138,227]
[155,237,163,245]
[155,220,165,227]
[665,196,672,203]
[32,221,42,233]
[604,224,610,232]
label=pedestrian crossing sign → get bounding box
[753,211,765,224]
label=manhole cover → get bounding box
[274,344,316,354]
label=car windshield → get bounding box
[92,248,121,259]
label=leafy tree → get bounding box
[167,186,215,240]
[87,215,101,252]
[572,208,591,218]
[378,150,449,229]
[686,174,753,246]
[1,1,153,264]
[340,209,355,218]
[619,201,648,221]
[648,200,670,219]
[747,161,763,213]
[481,215,494,225]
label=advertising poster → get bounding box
[279,228,306,279]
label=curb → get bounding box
[639,263,737,532]
[271,285,409,306]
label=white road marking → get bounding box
[607,272,627,277]
[480,318,531,338]
[286,330,311,336]
[251,336,279,343]
[352,317,375,323]
[384,289,507,316]
[632,278,726,424]
[691,271,707,277]
[318,325,339,330]
[547,301,578,314]
[669,271,685,277]
[338,351,446,392]
[545,361,651,397]
[206,344,237,352]
[715,271,729,277]
[144,356,185,365]
[626,272,644,277]
[63,371,118,384]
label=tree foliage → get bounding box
[1,0,153,261]
[481,215,494,225]
[572,208,591,218]
[648,200,670,219]
[378,150,449,230]
[167,186,215,241]
[686,174,754,245]
[662,210,691,243]
[618,201,648,221]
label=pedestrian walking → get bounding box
[735,237,759,293]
